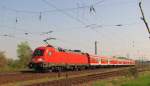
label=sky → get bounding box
[0,0,150,60]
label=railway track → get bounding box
[0,67,130,85]
[26,68,129,86]
[27,66,149,86]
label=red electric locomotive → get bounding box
[28,44,135,71]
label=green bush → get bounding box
[0,41,32,72]
[0,51,8,68]
[17,41,32,68]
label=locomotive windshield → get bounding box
[33,49,45,56]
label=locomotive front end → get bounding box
[28,47,46,70]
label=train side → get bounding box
[88,55,135,66]
[28,45,135,71]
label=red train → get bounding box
[28,45,135,71]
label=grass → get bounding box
[0,67,28,73]
[93,71,150,86]
[122,72,150,86]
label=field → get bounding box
[93,71,150,86]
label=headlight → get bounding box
[37,58,44,62]
[48,52,52,56]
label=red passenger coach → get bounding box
[28,45,135,71]
[88,55,100,65]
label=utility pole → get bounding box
[139,1,150,38]
[95,41,98,55]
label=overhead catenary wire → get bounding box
[94,0,105,6]
[0,0,136,29]
[0,21,138,53]
[41,0,87,26]
[0,0,105,14]
[76,0,89,22]
[0,25,33,35]
[0,26,86,48]
[84,21,139,30]
[0,21,140,45]
[0,25,56,38]
[0,0,141,43]
[41,0,138,37]
[56,37,94,52]
[84,21,140,46]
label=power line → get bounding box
[0,24,56,37]
[0,0,139,42]
[0,0,105,14]
[41,0,140,41]
[0,20,138,37]
[84,22,140,43]
[56,37,93,51]
[85,22,139,30]
[94,0,105,6]
[0,32,44,44]
[41,0,86,25]
[0,25,31,33]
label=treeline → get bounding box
[0,41,32,72]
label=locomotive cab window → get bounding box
[33,49,44,56]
